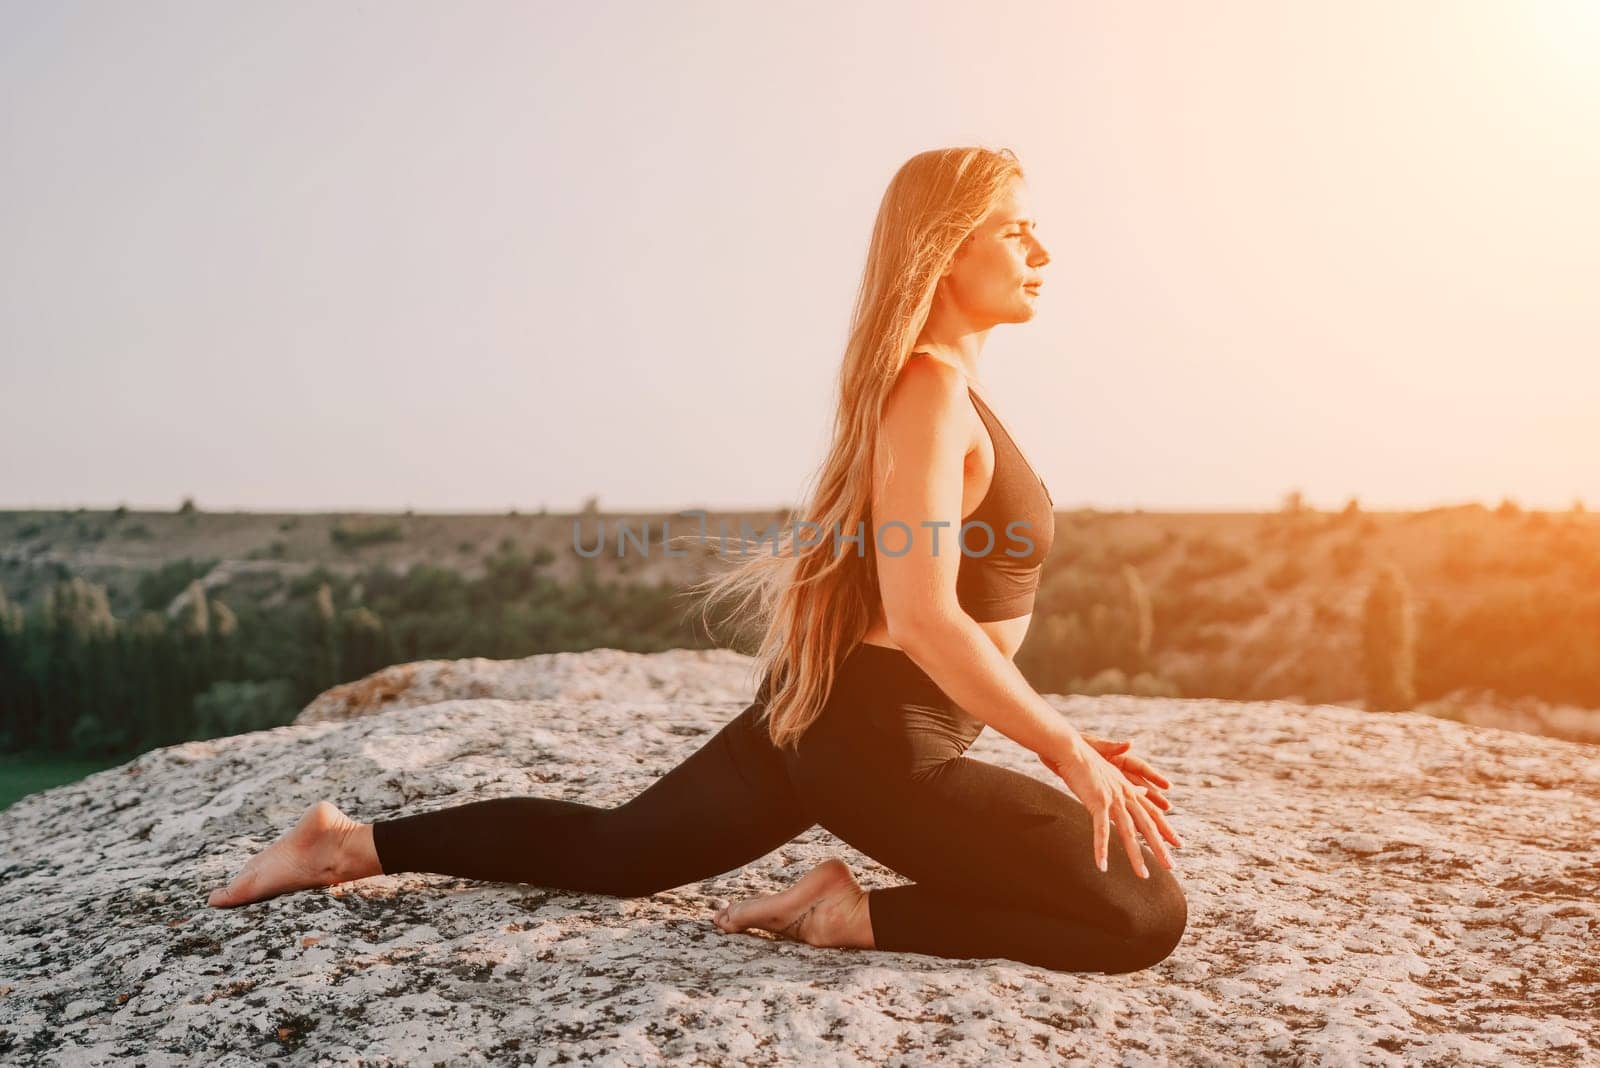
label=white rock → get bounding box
[0,651,1596,1064]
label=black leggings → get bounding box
[370,642,1188,973]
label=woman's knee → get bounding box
[1117,869,1189,971]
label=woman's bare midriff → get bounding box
[859,611,1030,662]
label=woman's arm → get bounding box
[873,356,1088,761]
[873,356,1176,875]
[893,612,1086,758]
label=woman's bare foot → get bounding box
[207,800,381,908]
[713,857,874,950]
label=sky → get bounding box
[2,1,1597,513]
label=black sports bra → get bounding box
[955,386,1055,621]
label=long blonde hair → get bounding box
[683,145,1026,752]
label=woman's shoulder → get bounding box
[884,353,978,449]
[895,351,971,405]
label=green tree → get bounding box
[340,606,392,680]
[192,679,298,738]
[1122,563,1153,670]
[303,582,340,696]
[1362,564,1417,711]
[178,579,209,637]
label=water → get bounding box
[0,753,128,812]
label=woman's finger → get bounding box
[1137,790,1185,849]
[1092,799,1111,874]
[1115,765,1156,789]
[1114,769,1172,811]
[1119,754,1171,790]
[1139,789,1177,831]
[1133,790,1166,829]
[1110,796,1148,879]
[1129,777,1172,812]
[1124,788,1175,870]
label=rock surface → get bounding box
[294,647,759,725]
[1413,688,1600,747]
[2,649,1597,1065]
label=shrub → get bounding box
[330,521,404,550]
[1265,556,1306,592]
[211,599,238,638]
[1073,667,1128,696]
[43,576,117,638]
[1171,536,1250,584]
[1127,672,1182,698]
[70,714,130,757]
[1209,585,1269,623]
[341,605,392,679]
[191,679,299,739]
[178,580,209,637]
[137,558,217,611]
[1118,537,1169,566]
[1329,538,1365,578]
[1171,624,1230,654]
[1439,531,1481,582]
[246,540,288,561]
[1065,668,1181,698]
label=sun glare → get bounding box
[1522,0,1600,89]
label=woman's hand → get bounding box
[1039,737,1184,878]
[1078,733,1175,813]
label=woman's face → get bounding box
[939,179,1052,327]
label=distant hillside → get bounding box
[1022,502,1600,726]
[3,501,1598,754]
[0,504,781,618]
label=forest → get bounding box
[4,501,1599,764]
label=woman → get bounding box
[208,146,1188,974]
